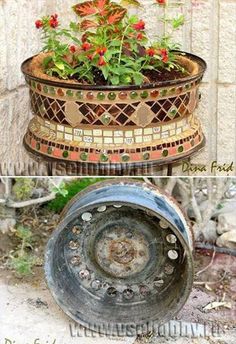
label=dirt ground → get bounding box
[0,207,235,344]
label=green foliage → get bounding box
[12,179,35,201]
[9,226,36,277]
[35,0,186,86]
[47,178,104,213]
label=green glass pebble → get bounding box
[130,91,138,99]
[47,147,52,155]
[101,114,111,125]
[140,91,148,99]
[32,81,36,89]
[143,152,150,161]
[97,92,106,101]
[76,91,83,99]
[169,88,176,94]
[160,89,168,97]
[162,149,169,157]
[66,90,73,97]
[43,86,48,93]
[49,87,55,95]
[63,151,69,158]
[178,146,184,153]
[169,107,178,117]
[108,92,116,101]
[100,153,109,162]
[122,154,130,162]
[36,143,40,151]
[80,152,88,161]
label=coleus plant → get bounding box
[35,0,186,86]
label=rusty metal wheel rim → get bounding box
[45,181,194,336]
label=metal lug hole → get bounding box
[97,206,107,212]
[70,256,80,265]
[168,250,178,260]
[123,288,134,300]
[72,226,81,235]
[166,234,177,244]
[154,279,164,287]
[91,280,102,290]
[159,220,169,229]
[107,287,118,297]
[79,269,90,279]
[69,241,79,250]
[164,264,174,275]
[81,212,92,222]
[126,232,133,239]
[139,285,149,296]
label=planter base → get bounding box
[23,134,205,176]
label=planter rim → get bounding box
[21,50,207,91]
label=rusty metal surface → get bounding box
[45,180,194,336]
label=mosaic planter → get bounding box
[22,51,206,174]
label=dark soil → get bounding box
[68,67,188,86]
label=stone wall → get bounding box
[0,0,235,176]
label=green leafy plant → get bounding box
[47,178,104,213]
[9,226,36,276]
[12,179,35,201]
[34,0,187,85]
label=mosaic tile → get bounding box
[74,136,83,142]
[94,137,103,144]
[104,138,113,144]
[153,127,161,134]
[124,138,134,145]
[143,135,152,142]
[50,123,56,130]
[57,125,64,132]
[84,136,93,143]
[170,129,176,136]
[74,129,83,136]
[93,129,102,136]
[135,136,143,143]
[104,130,113,137]
[162,132,169,139]
[63,151,69,158]
[134,129,143,136]
[84,130,93,136]
[57,132,64,139]
[65,127,73,134]
[125,131,133,138]
[114,137,123,144]
[65,134,73,141]
[144,128,153,135]
[114,131,123,137]
[153,134,161,140]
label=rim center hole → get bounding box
[110,240,136,264]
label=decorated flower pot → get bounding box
[22,51,206,175]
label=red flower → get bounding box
[146,47,155,57]
[156,0,166,5]
[49,14,59,28]
[70,45,76,53]
[35,20,43,29]
[137,32,144,40]
[160,48,169,63]
[82,42,92,51]
[98,56,106,66]
[87,54,93,60]
[96,47,107,56]
[133,20,145,31]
